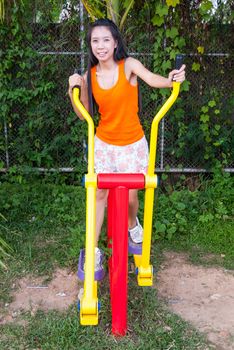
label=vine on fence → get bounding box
[0,4,87,173]
[0,1,233,175]
[150,0,233,169]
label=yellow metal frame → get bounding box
[136,82,181,286]
[72,81,181,322]
[72,88,98,325]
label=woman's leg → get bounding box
[96,189,109,245]
[128,189,139,229]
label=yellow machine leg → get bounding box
[72,88,99,325]
[137,187,155,286]
[137,82,181,287]
[80,179,99,325]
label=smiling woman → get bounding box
[68,18,186,264]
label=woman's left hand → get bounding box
[168,64,186,84]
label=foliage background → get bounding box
[0,0,233,174]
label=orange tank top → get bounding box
[91,59,144,146]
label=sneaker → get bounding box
[77,248,105,281]
[94,247,103,271]
[128,217,143,244]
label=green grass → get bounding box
[0,174,233,349]
[0,278,210,350]
[155,219,234,270]
[187,220,234,269]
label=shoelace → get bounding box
[95,248,103,271]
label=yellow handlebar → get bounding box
[148,81,180,175]
[72,87,95,175]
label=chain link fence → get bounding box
[1,9,233,173]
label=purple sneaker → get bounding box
[78,248,105,281]
[128,217,143,255]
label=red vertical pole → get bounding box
[98,174,144,336]
[107,189,114,292]
[108,186,129,336]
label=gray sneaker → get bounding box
[78,248,105,281]
[94,247,103,271]
[128,217,143,244]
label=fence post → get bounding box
[4,119,9,169]
[79,0,85,73]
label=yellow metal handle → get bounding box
[148,82,180,175]
[72,87,95,175]
[72,87,98,325]
[138,81,181,286]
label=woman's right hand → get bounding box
[68,73,85,95]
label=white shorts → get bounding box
[94,136,149,174]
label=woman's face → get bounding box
[90,26,117,63]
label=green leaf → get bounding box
[212,130,219,136]
[192,62,200,72]
[155,222,167,233]
[201,106,209,113]
[155,4,168,17]
[166,0,180,7]
[152,15,164,26]
[198,212,214,223]
[174,37,186,49]
[120,0,135,30]
[197,46,204,54]
[159,88,170,97]
[167,226,177,234]
[180,80,190,92]
[208,100,216,107]
[200,114,209,123]
[169,50,177,60]
[166,27,179,39]
[162,60,171,72]
[214,139,224,146]
[215,124,221,131]
[200,124,208,132]
[199,0,213,13]
[177,202,186,210]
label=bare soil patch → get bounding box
[157,252,234,350]
[1,253,234,350]
[0,268,80,324]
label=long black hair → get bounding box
[86,18,141,116]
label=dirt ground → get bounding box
[1,252,234,350]
[0,269,80,324]
[157,252,234,350]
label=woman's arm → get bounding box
[68,72,89,120]
[125,57,186,88]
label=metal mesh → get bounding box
[1,12,233,173]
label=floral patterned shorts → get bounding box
[94,135,149,174]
